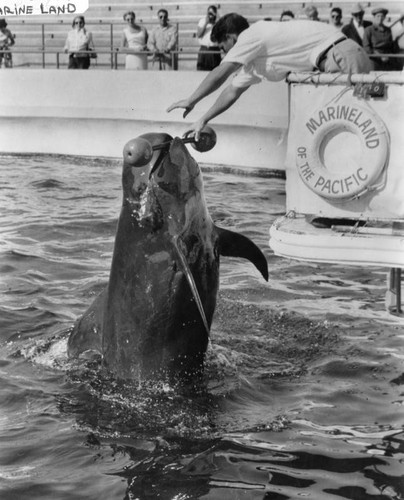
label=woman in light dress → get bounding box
[121,11,148,70]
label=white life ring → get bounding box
[296,101,389,200]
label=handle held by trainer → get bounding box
[153,126,217,153]
[124,126,217,167]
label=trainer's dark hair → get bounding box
[211,13,249,44]
[331,7,342,16]
[280,10,295,20]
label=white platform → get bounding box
[270,214,404,268]
[270,72,404,270]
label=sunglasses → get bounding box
[159,15,168,19]
[331,14,341,18]
[125,17,134,21]
[74,21,84,25]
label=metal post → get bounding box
[56,51,60,69]
[110,23,114,69]
[386,268,403,315]
[396,268,402,314]
[41,24,45,68]
[175,22,179,70]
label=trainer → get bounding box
[167,13,371,140]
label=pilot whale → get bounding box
[67,133,268,381]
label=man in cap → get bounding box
[363,7,401,70]
[342,3,372,46]
[167,13,371,140]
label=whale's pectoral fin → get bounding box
[216,227,269,281]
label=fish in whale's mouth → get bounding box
[168,137,191,167]
[127,137,200,228]
[150,137,201,199]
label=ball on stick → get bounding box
[123,138,154,167]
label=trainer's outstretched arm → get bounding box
[167,62,242,118]
[185,84,249,141]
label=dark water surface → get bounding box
[0,155,403,500]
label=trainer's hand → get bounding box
[167,99,194,119]
[183,118,207,143]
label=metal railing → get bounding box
[2,47,403,71]
[0,47,225,69]
[6,21,182,65]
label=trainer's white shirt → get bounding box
[222,20,342,87]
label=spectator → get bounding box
[364,7,401,71]
[342,3,371,47]
[305,5,320,21]
[0,18,15,68]
[120,11,148,70]
[64,16,95,69]
[330,7,343,29]
[393,15,404,67]
[148,9,178,70]
[280,10,295,22]
[392,15,404,49]
[167,14,371,141]
[196,5,221,71]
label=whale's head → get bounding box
[122,134,206,230]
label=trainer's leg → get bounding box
[325,39,372,73]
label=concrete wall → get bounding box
[0,69,288,171]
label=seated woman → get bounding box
[64,16,95,69]
[364,7,401,71]
[121,11,148,70]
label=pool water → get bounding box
[0,154,403,500]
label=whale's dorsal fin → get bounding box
[216,227,269,281]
